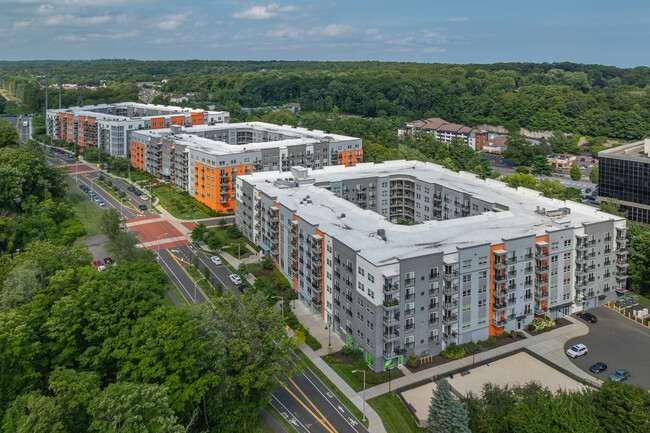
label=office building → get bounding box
[45,102,229,157]
[599,139,650,224]
[236,160,627,372]
[398,118,488,150]
[130,122,363,213]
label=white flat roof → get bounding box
[241,160,624,264]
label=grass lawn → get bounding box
[1,99,37,115]
[367,392,425,433]
[252,415,277,433]
[328,363,366,392]
[634,292,650,310]
[324,354,405,392]
[94,178,131,206]
[152,184,214,220]
[296,352,369,428]
[184,265,211,290]
[67,185,105,238]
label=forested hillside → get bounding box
[2,60,649,139]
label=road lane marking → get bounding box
[278,381,336,433]
[287,376,339,433]
[271,395,310,433]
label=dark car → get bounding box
[585,188,592,193]
[580,158,586,162]
[127,186,135,192]
[103,257,114,265]
[138,204,147,211]
[577,312,597,323]
[609,369,630,382]
[237,284,247,293]
[589,362,608,374]
[134,190,142,196]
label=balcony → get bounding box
[535,265,549,274]
[535,291,549,301]
[493,289,507,299]
[383,298,400,309]
[493,319,506,327]
[442,315,458,324]
[505,284,517,293]
[443,270,459,281]
[524,293,533,300]
[334,298,340,307]
[443,333,458,343]
[345,308,352,317]
[443,284,459,294]
[493,302,507,312]
[494,273,507,283]
[383,282,400,293]
[443,301,459,311]
[405,324,415,331]
[405,308,415,316]
[428,335,439,342]
[493,261,507,270]
[428,317,439,325]
[576,243,588,252]
[535,280,548,289]
[524,253,534,261]
[383,331,400,342]
[404,278,416,286]
[383,316,399,326]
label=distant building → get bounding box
[547,154,576,168]
[398,117,488,151]
[599,139,650,224]
[483,136,508,154]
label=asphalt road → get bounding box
[565,306,650,389]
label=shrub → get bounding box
[440,343,466,360]
[528,315,556,333]
[323,356,342,365]
[305,333,322,351]
[407,353,421,368]
[348,348,363,363]
[341,345,353,356]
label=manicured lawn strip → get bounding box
[635,292,650,310]
[151,184,212,219]
[367,392,425,433]
[167,283,188,306]
[93,177,131,206]
[328,363,365,392]
[67,185,104,238]
[295,352,369,428]
[183,265,211,290]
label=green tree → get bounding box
[531,155,552,176]
[627,223,650,295]
[0,122,20,148]
[191,222,207,243]
[590,166,599,184]
[87,382,184,433]
[599,199,627,217]
[427,379,470,433]
[594,381,650,433]
[237,263,249,277]
[549,131,575,154]
[261,255,274,270]
[101,208,122,240]
[570,163,582,181]
[0,260,40,312]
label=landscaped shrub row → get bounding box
[285,308,322,351]
[528,315,556,333]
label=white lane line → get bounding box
[271,395,310,433]
[157,251,193,305]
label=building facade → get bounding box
[599,139,650,224]
[398,118,488,151]
[130,122,363,213]
[45,102,229,157]
[236,161,627,372]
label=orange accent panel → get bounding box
[190,113,203,125]
[171,115,185,125]
[489,244,505,337]
[150,117,165,129]
[337,149,363,167]
[191,163,252,214]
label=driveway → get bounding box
[564,306,650,389]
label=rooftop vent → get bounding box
[545,207,571,218]
[377,229,387,242]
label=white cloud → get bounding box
[35,4,54,15]
[232,4,296,20]
[13,20,33,30]
[157,12,190,30]
[446,17,468,23]
[266,26,299,39]
[55,30,139,41]
[321,23,352,36]
[43,14,114,26]
[423,47,446,53]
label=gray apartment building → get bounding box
[236,161,628,372]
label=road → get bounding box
[1,114,31,144]
[41,140,368,433]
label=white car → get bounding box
[141,195,148,200]
[211,256,222,265]
[96,264,106,272]
[229,274,243,284]
[566,343,588,358]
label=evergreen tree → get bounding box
[427,379,470,433]
[570,163,582,181]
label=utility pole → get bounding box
[58,78,62,109]
[16,85,20,107]
[45,76,48,115]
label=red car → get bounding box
[92,260,106,272]
[103,257,114,265]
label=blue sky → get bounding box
[1,0,649,66]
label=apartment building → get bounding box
[45,102,229,157]
[398,118,488,150]
[236,161,627,372]
[599,139,650,224]
[130,122,363,213]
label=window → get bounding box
[478,299,486,308]
[551,242,559,250]
[462,274,472,283]
[368,274,374,283]
[462,303,471,311]
[405,335,415,348]
[478,256,488,265]
[405,302,415,316]
[463,259,472,269]
[405,271,415,285]
[368,289,375,299]
[478,270,487,279]
[429,281,439,294]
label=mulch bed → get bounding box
[405,334,527,374]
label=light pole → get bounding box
[194,276,207,303]
[157,232,168,261]
[271,296,284,320]
[351,369,367,422]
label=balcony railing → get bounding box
[442,315,458,324]
[492,302,507,312]
[383,316,399,326]
[443,270,459,280]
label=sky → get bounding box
[1,0,649,67]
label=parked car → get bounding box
[589,362,608,374]
[97,200,106,207]
[229,274,243,284]
[211,256,222,265]
[104,257,114,265]
[580,158,586,162]
[237,283,247,293]
[138,204,147,210]
[585,188,592,193]
[92,260,106,272]
[141,194,148,200]
[127,186,135,192]
[609,369,630,382]
[566,343,588,358]
[134,190,142,196]
[577,312,597,323]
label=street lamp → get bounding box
[157,232,168,261]
[271,296,284,320]
[351,369,367,422]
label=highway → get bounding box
[42,141,368,433]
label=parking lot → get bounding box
[564,306,650,389]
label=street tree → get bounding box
[427,379,470,433]
[570,163,582,181]
[590,166,599,184]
